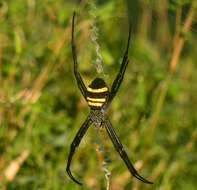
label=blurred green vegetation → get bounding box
[0,0,197,189]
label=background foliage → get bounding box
[0,0,197,189]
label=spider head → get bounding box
[87,78,109,109]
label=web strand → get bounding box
[95,128,111,190]
[88,0,105,76]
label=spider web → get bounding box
[95,128,111,190]
[88,0,106,77]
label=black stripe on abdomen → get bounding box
[87,91,108,99]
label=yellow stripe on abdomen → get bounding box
[88,101,103,107]
[87,87,108,93]
[87,97,106,102]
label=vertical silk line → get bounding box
[95,129,111,190]
[102,161,111,190]
[88,0,104,75]
[88,1,110,188]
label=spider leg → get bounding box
[66,116,92,185]
[104,21,131,109]
[72,11,87,99]
[103,117,153,184]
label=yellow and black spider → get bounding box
[66,12,153,185]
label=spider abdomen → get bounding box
[87,78,109,109]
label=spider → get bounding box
[66,12,153,185]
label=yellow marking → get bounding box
[87,87,108,93]
[88,101,103,107]
[87,97,106,102]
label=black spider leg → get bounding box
[103,117,153,184]
[104,21,131,109]
[72,12,87,99]
[66,116,92,185]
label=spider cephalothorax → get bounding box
[66,11,153,186]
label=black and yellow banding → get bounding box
[87,78,109,108]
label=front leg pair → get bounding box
[72,11,131,108]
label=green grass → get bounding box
[0,0,197,189]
